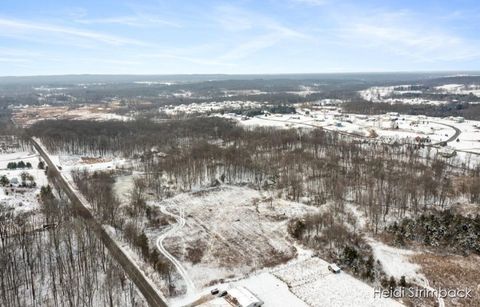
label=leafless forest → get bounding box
[28,117,480,286]
[0,182,146,306]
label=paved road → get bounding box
[256,115,466,148]
[31,138,169,307]
[430,121,461,144]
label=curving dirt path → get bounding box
[156,205,196,297]
[421,277,445,307]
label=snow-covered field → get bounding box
[367,239,423,283]
[0,149,48,214]
[145,186,411,307]
[435,84,480,97]
[273,257,402,307]
[145,186,318,296]
[223,110,454,142]
[220,108,480,166]
[47,152,129,181]
[179,256,404,307]
[360,83,480,105]
[360,86,446,105]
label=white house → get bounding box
[225,287,264,307]
[10,177,19,186]
[199,286,264,307]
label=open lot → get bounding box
[145,186,412,307]
[146,186,317,289]
[12,103,130,127]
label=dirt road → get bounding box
[157,205,196,297]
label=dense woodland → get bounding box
[386,211,480,255]
[0,185,146,307]
[71,170,177,296]
[30,118,480,233]
[29,116,480,288]
[3,74,480,305]
[30,117,480,212]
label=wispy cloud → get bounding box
[331,9,480,62]
[214,5,311,61]
[0,17,145,46]
[75,15,181,28]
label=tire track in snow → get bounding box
[156,205,196,297]
[421,277,445,307]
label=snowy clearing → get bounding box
[146,185,318,293]
[367,239,423,283]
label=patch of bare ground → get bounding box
[400,295,437,307]
[412,253,480,307]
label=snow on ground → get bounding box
[360,83,480,104]
[48,153,128,181]
[367,239,423,284]
[273,257,403,307]
[222,107,480,165]
[177,251,404,307]
[0,149,48,214]
[233,273,308,307]
[222,89,268,97]
[146,185,319,292]
[359,86,428,104]
[104,225,174,298]
[223,111,455,144]
[286,86,321,97]
[443,118,480,152]
[113,173,135,203]
[435,84,480,97]
[381,97,448,106]
[148,186,407,307]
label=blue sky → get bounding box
[1,0,479,75]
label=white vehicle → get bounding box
[328,263,341,274]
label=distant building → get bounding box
[10,177,19,186]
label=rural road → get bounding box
[157,205,196,297]
[31,138,169,307]
[430,121,461,145]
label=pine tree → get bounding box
[0,175,9,186]
[136,232,150,260]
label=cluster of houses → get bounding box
[0,174,36,189]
